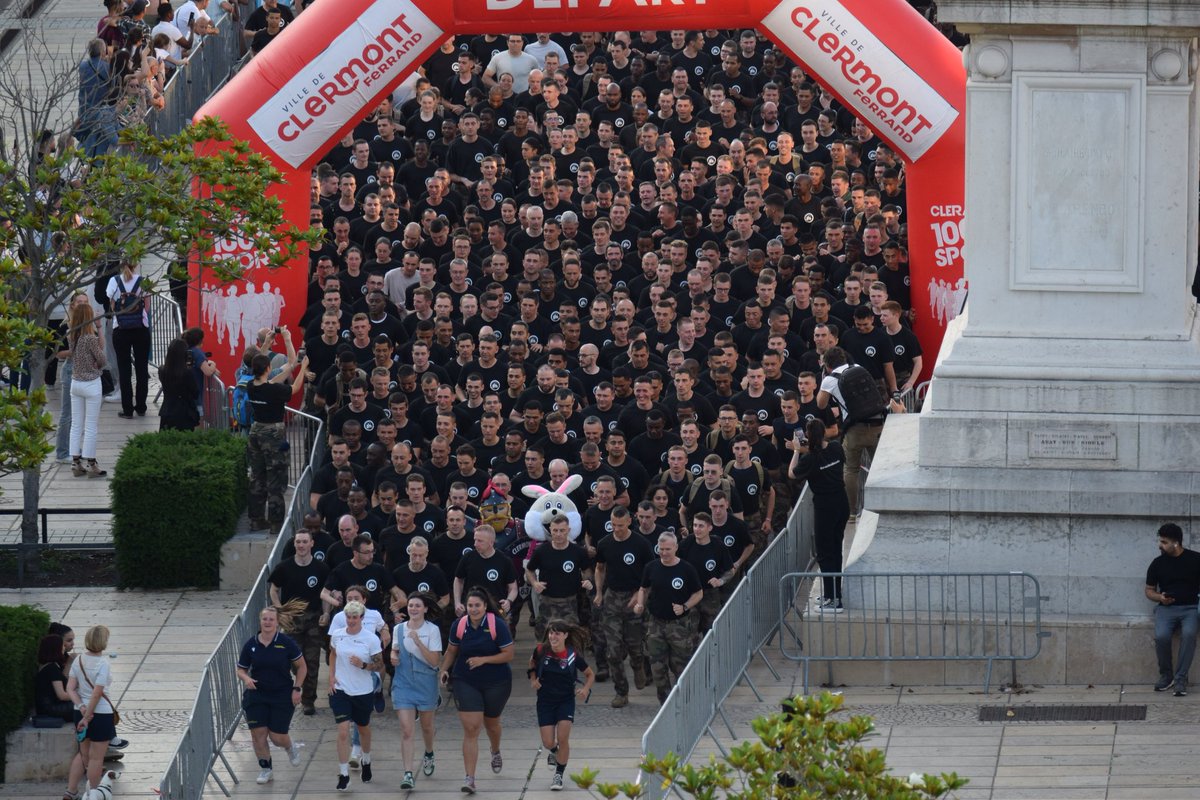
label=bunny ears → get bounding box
[521,474,583,499]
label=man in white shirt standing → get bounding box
[483,35,539,94]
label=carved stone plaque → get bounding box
[1028,430,1117,460]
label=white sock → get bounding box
[351,745,362,758]
[360,752,371,765]
[339,763,349,776]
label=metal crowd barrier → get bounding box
[777,571,1049,694]
[639,486,816,799]
[157,459,318,800]
[201,374,230,431]
[898,380,931,414]
[147,292,183,371]
[146,10,245,138]
[284,407,324,487]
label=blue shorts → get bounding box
[329,690,373,727]
[536,697,576,727]
[242,690,295,734]
[73,709,116,743]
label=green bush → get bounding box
[0,604,52,781]
[112,429,248,589]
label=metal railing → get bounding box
[201,374,229,431]
[148,293,184,371]
[639,486,816,798]
[778,572,1049,694]
[157,457,318,800]
[284,407,324,487]
[146,11,246,139]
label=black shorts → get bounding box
[536,697,576,727]
[452,679,512,718]
[329,690,374,727]
[73,709,116,743]
[242,690,295,734]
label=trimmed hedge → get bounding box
[0,604,51,781]
[112,429,248,589]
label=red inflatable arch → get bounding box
[193,0,964,381]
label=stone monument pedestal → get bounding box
[851,0,1200,678]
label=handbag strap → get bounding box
[77,656,119,715]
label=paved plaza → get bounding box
[3,580,1200,800]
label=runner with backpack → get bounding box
[528,619,596,792]
[438,588,515,795]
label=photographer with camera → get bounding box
[247,328,308,535]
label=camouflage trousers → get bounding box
[744,512,767,565]
[599,589,646,695]
[535,593,581,643]
[646,614,699,701]
[292,611,324,707]
[248,422,289,526]
[695,585,724,633]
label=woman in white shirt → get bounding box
[328,585,389,771]
[64,625,115,800]
[329,601,383,792]
[391,592,442,789]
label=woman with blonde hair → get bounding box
[64,625,116,800]
[67,301,107,477]
[236,601,308,785]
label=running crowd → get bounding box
[234,18,950,795]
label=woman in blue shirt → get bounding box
[438,587,514,795]
[235,603,307,786]
[528,619,596,792]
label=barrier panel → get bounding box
[284,407,324,488]
[639,487,816,799]
[157,443,319,799]
[146,15,245,139]
[200,374,230,431]
[778,571,1049,693]
[147,293,183,371]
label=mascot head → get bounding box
[522,475,583,542]
[478,481,512,532]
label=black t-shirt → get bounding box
[594,532,655,592]
[839,327,895,382]
[711,516,752,564]
[246,381,292,424]
[268,557,330,609]
[377,526,422,569]
[583,505,615,546]
[725,462,771,517]
[527,542,590,598]
[640,558,703,621]
[885,324,923,378]
[455,549,516,605]
[392,563,451,600]
[430,532,475,581]
[325,561,395,611]
[1146,549,1200,606]
[679,536,732,585]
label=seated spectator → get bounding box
[35,634,74,722]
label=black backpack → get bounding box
[113,277,145,329]
[835,365,887,423]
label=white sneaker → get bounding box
[349,754,361,770]
[256,768,273,784]
[103,392,121,403]
[289,742,302,766]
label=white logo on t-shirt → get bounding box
[671,577,684,590]
[486,569,500,581]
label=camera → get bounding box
[273,326,283,334]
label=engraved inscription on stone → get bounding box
[1029,88,1125,273]
[1028,430,1117,460]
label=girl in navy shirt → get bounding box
[528,619,596,792]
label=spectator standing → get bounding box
[788,419,849,612]
[391,593,443,790]
[236,604,306,785]
[245,339,306,534]
[1145,523,1200,697]
[77,39,114,158]
[106,261,150,419]
[66,302,107,478]
[64,626,116,800]
[53,293,91,464]
[158,339,201,430]
[439,588,515,795]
